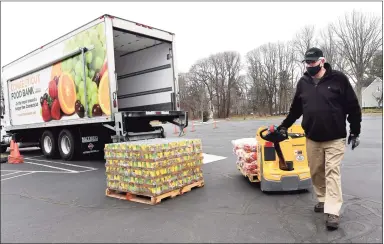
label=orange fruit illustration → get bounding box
[98,71,111,116]
[58,73,77,115]
[50,63,62,80]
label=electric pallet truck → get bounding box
[238,124,312,192]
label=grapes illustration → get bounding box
[61,23,108,118]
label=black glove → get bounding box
[277,126,288,138]
[348,133,360,150]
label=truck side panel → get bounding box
[103,16,119,116]
[2,18,104,79]
[3,19,114,131]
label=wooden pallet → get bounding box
[237,164,259,182]
[106,180,205,205]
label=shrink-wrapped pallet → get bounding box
[231,138,258,174]
[104,138,204,196]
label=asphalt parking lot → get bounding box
[1,115,382,243]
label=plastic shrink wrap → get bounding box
[105,138,204,196]
[231,138,258,174]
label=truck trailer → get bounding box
[1,14,188,160]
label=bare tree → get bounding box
[246,48,267,115]
[330,10,382,105]
[223,51,242,117]
[260,43,279,115]
[208,53,226,118]
[246,45,280,116]
[178,73,206,119]
[230,75,249,116]
[294,25,317,53]
[277,41,296,114]
[317,23,351,79]
[293,25,317,59]
[319,24,337,64]
[367,50,383,80]
[188,51,242,119]
[289,25,319,81]
[188,58,215,117]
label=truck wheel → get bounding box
[58,129,76,161]
[41,130,58,158]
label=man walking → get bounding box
[278,47,362,230]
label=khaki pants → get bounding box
[306,138,346,216]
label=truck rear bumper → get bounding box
[261,175,312,192]
[111,110,188,142]
[120,110,188,128]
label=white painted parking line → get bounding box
[27,155,45,159]
[80,169,99,173]
[24,161,79,173]
[24,157,97,170]
[1,171,21,177]
[1,172,35,182]
[1,170,76,174]
[203,153,227,164]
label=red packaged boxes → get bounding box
[231,138,258,174]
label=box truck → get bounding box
[1,14,188,160]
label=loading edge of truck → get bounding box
[1,14,188,160]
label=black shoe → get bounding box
[326,214,339,230]
[314,202,324,212]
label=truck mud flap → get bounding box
[78,125,110,156]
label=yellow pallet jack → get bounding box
[238,124,312,192]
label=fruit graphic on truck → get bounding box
[58,73,77,115]
[38,22,110,122]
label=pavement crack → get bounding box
[357,203,382,218]
[241,195,259,215]
[330,221,375,243]
[273,199,303,243]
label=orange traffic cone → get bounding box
[9,140,15,151]
[190,121,196,132]
[8,140,24,164]
[173,125,179,134]
[213,120,218,129]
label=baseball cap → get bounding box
[302,47,324,62]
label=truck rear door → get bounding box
[106,16,180,112]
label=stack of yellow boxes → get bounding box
[105,138,204,196]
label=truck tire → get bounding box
[0,146,7,153]
[58,129,76,161]
[41,130,58,158]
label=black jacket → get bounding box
[280,63,362,142]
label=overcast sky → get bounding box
[1,2,382,74]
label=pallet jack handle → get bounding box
[259,126,293,171]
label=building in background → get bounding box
[362,77,383,108]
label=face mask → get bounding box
[306,64,321,76]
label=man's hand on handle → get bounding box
[277,126,288,138]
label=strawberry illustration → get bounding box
[49,79,58,99]
[51,99,61,120]
[42,100,51,122]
